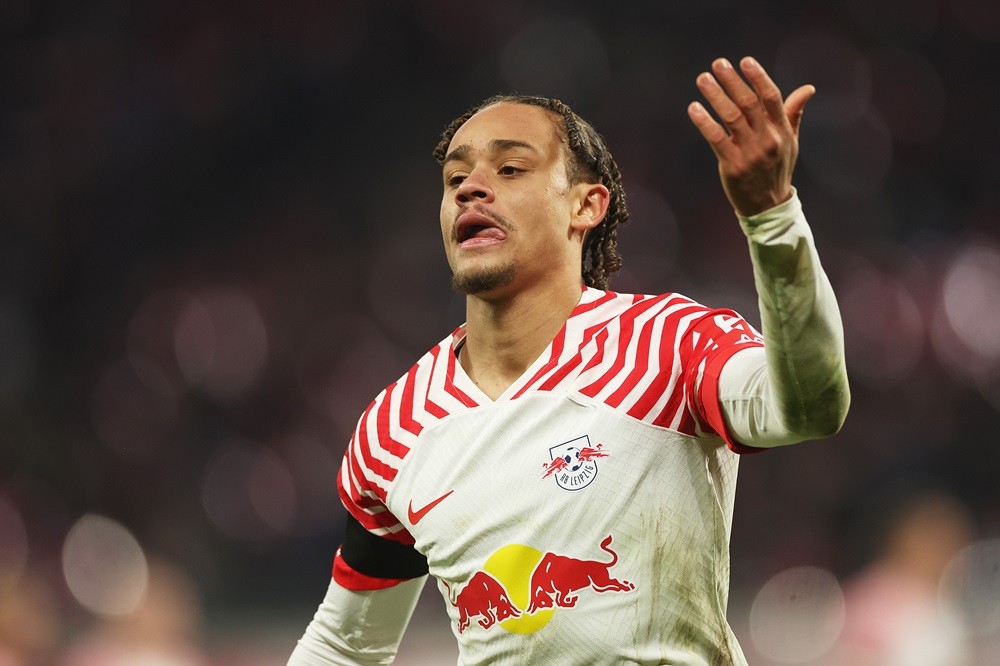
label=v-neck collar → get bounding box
[446,287,599,405]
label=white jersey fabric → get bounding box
[289,192,849,666]
[338,288,762,665]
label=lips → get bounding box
[455,211,508,248]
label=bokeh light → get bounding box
[62,514,149,617]
[941,245,1000,363]
[174,289,269,400]
[201,440,297,542]
[840,262,924,387]
[749,566,845,663]
[0,495,29,590]
[939,538,1000,637]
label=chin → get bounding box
[451,262,517,296]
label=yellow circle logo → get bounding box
[447,536,634,636]
[483,544,555,634]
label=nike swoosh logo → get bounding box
[407,490,454,525]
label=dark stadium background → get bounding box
[2,1,999,664]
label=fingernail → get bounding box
[743,57,759,70]
[717,58,733,70]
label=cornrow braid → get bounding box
[433,95,629,290]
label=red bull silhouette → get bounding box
[527,535,634,614]
[447,571,522,633]
[577,443,609,462]
[541,456,570,479]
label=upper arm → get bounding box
[287,515,430,666]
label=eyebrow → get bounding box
[443,139,539,165]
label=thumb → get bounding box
[784,84,816,134]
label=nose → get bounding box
[455,168,495,205]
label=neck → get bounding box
[460,280,584,399]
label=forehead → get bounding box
[448,102,564,157]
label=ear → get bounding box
[569,183,610,234]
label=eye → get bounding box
[499,164,523,177]
[446,173,467,188]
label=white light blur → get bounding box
[750,566,845,663]
[62,514,149,616]
[174,289,268,400]
[201,440,297,542]
[942,246,1000,362]
[0,495,29,589]
[940,538,1000,636]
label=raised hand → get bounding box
[687,57,814,217]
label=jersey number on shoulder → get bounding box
[713,314,763,345]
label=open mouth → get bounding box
[456,212,508,246]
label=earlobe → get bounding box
[571,183,610,232]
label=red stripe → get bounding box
[537,320,613,392]
[676,407,697,435]
[698,343,766,454]
[346,434,388,504]
[577,328,612,397]
[604,301,678,408]
[444,341,478,407]
[355,399,397,487]
[423,345,449,419]
[627,303,703,420]
[653,315,707,429]
[333,551,413,590]
[580,295,671,397]
[337,466,399,533]
[512,327,568,398]
[569,289,617,319]
[398,364,424,437]
[376,384,411,460]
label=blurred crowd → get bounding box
[2,0,1000,664]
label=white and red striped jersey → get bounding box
[337,286,764,665]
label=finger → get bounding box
[711,58,769,131]
[696,71,753,141]
[739,57,786,125]
[687,101,740,162]
[784,84,816,134]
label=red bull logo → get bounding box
[541,435,609,491]
[445,536,634,635]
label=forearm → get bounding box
[722,192,849,445]
[288,576,426,666]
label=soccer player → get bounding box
[288,56,849,665]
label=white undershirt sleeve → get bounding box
[718,191,850,448]
[287,576,427,666]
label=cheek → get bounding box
[439,199,452,235]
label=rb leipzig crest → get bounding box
[541,435,609,491]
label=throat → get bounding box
[457,342,531,401]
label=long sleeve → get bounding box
[718,191,850,447]
[288,574,426,666]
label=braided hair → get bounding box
[432,95,629,290]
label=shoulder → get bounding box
[573,287,713,332]
[351,327,468,442]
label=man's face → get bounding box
[439,103,582,298]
